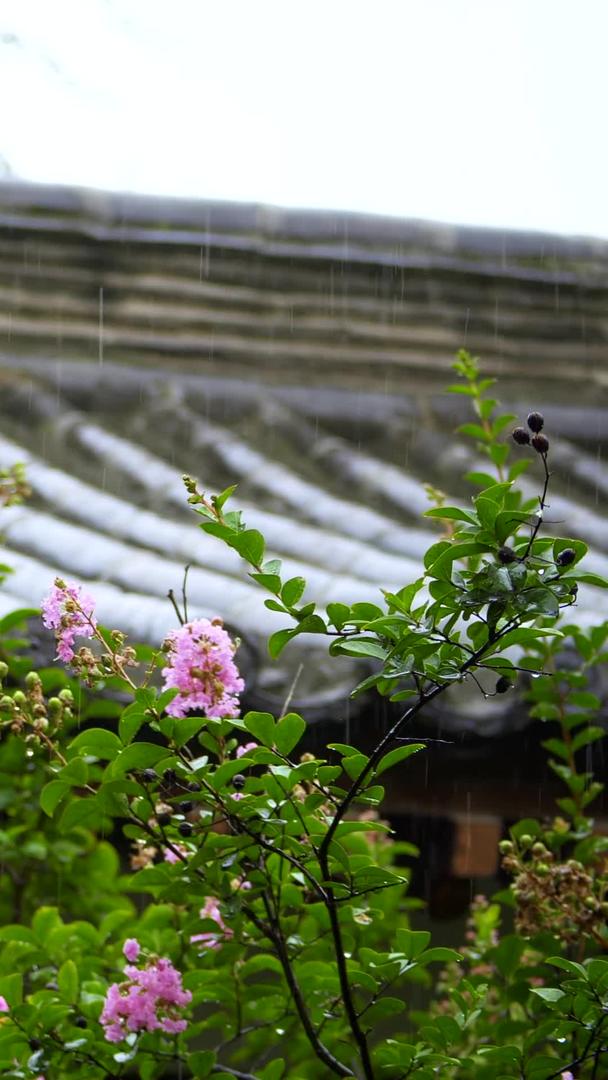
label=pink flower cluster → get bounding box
[41,578,97,663]
[161,618,244,719]
[100,940,192,1043]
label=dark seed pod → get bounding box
[142,768,157,783]
[233,774,246,790]
[178,800,193,814]
[556,547,576,567]
[187,780,202,792]
[156,812,172,827]
[495,676,512,694]
[526,411,545,433]
[531,433,550,454]
[497,545,517,564]
[178,821,193,837]
[512,426,531,445]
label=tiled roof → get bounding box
[0,182,607,729]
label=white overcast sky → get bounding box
[1,0,608,238]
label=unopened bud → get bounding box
[58,689,74,705]
[526,411,545,433]
[0,661,8,680]
[556,548,576,568]
[48,697,62,715]
[495,676,512,694]
[512,427,531,446]
[13,690,26,706]
[498,840,513,855]
[519,834,533,849]
[497,546,517,564]
[25,671,41,690]
[532,842,547,857]
[531,433,550,455]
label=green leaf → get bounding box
[530,987,565,1003]
[428,542,492,580]
[376,743,426,776]
[326,602,351,629]
[335,639,388,660]
[69,728,122,759]
[395,928,431,960]
[119,704,148,745]
[40,780,70,816]
[230,528,265,566]
[189,1051,217,1077]
[275,712,306,755]
[58,958,79,1004]
[281,576,307,607]
[244,711,276,748]
[424,506,478,525]
[547,956,587,977]
[59,797,101,831]
[107,742,171,777]
[213,484,237,511]
[572,726,605,753]
[268,628,295,658]
[417,947,462,965]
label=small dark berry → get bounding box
[178,800,193,814]
[233,774,246,790]
[29,1038,42,1050]
[497,545,517,564]
[178,821,193,837]
[512,426,530,445]
[495,676,512,694]
[142,768,157,783]
[531,433,550,454]
[156,812,171,827]
[187,780,201,792]
[74,1016,88,1029]
[556,547,576,567]
[526,411,545,433]
[163,768,177,785]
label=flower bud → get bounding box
[24,671,41,690]
[497,545,517,564]
[0,695,14,710]
[512,426,531,445]
[532,842,547,857]
[531,433,550,454]
[48,697,62,715]
[498,840,513,854]
[556,548,576,567]
[526,411,544,433]
[13,690,26,706]
[58,689,74,705]
[0,661,8,680]
[519,834,533,848]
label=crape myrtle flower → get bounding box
[100,943,191,1043]
[161,618,244,719]
[41,578,97,663]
